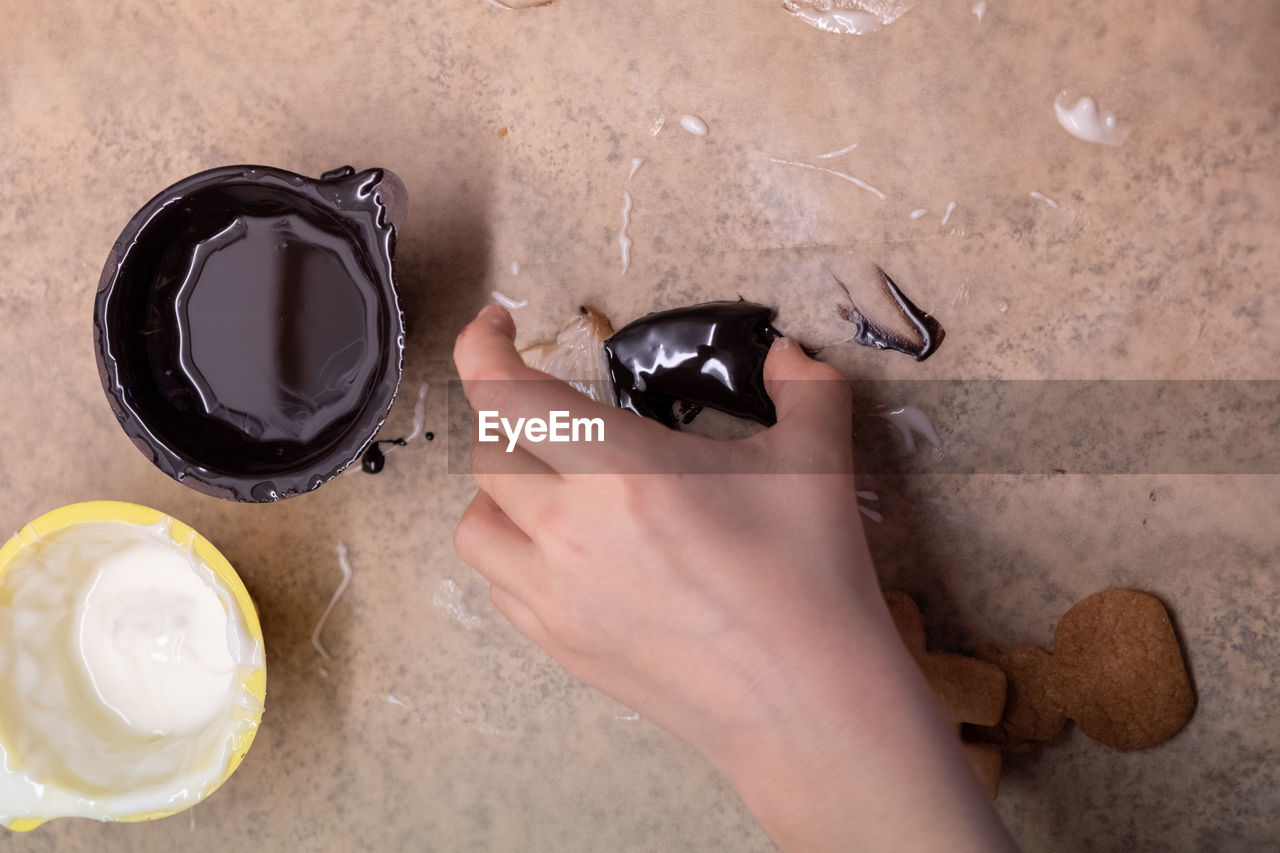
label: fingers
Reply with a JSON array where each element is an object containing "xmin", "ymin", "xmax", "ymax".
[
  {"xmin": 453, "ymin": 304, "xmax": 653, "ymax": 472},
  {"xmin": 471, "ymin": 440, "xmax": 562, "ymax": 534},
  {"xmin": 761, "ymin": 337, "xmax": 854, "ymax": 465},
  {"xmin": 489, "ymin": 584, "xmax": 549, "ymax": 646},
  {"xmin": 453, "ymin": 489, "xmax": 543, "ymax": 600}
]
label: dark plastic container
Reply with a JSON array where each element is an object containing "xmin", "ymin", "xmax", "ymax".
[{"xmin": 94, "ymin": 165, "xmax": 407, "ymax": 501}]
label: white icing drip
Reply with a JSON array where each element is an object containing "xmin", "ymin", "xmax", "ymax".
[
  {"xmin": 491, "ymin": 290, "xmax": 529, "ymax": 310},
  {"xmin": 406, "ymin": 382, "xmax": 429, "ymax": 442},
  {"xmin": 628, "ymin": 157, "xmax": 645, "ymax": 180},
  {"xmin": 818, "ymin": 141, "xmax": 859, "ymax": 160},
  {"xmin": 386, "ymin": 694, "xmax": 414, "ymax": 712},
  {"xmin": 1053, "ymin": 92, "xmax": 1128, "ymax": 146},
  {"xmin": 910, "ymin": 208, "xmax": 929, "ymax": 219},
  {"xmin": 856, "ymin": 490, "xmax": 879, "ymax": 501},
  {"xmin": 618, "ymin": 191, "xmax": 633, "ymax": 274},
  {"xmin": 941, "ymin": 201, "xmax": 957, "ymax": 225},
  {"xmin": 311, "ymin": 544, "xmax": 353, "ymax": 661},
  {"xmin": 433, "ymin": 579, "xmax": 482, "ymax": 630},
  {"xmin": 510, "ymin": 261, "xmax": 520, "ymax": 275},
  {"xmin": 679, "ymin": 114, "xmax": 709, "ymax": 136},
  {"xmin": 768, "ymin": 156, "xmax": 886, "ymax": 200},
  {"xmin": 1030, "ymin": 190, "xmax": 1058, "ymax": 208},
  {"xmin": 881, "ymin": 406, "xmax": 941, "ymax": 454},
  {"xmin": 858, "ymin": 506, "xmax": 884, "ymax": 523},
  {"xmin": 372, "ymin": 382, "xmax": 430, "ymax": 466},
  {"xmin": 786, "ymin": 5, "xmax": 883, "ymax": 34},
  {"xmin": 971, "ymin": 0, "xmax": 986, "ymax": 20}
]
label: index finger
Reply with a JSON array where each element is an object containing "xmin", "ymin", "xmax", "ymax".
[{"xmin": 452, "ymin": 304, "xmax": 662, "ymax": 472}]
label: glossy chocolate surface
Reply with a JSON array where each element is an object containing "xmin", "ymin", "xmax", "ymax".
[
  {"xmin": 834, "ymin": 266, "xmax": 945, "ymax": 361},
  {"xmin": 94, "ymin": 165, "xmax": 405, "ymax": 501},
  {"xmin": 603, "ymin": 301, "xmax": 781, "ymax": 427}
]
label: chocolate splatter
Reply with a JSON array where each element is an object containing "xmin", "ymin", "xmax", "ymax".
[
  {"xmin": 361, "ymin": 438, "xmax": 407, "ymax": 474},
  {"xmin": 833, "ymin": 266, "xmax": 945, "ymax": 361}
]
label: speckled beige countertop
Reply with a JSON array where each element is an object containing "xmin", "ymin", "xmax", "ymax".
[{"xmin": 2, "ymin": 0, "xmax": 1278, "ymax": 850}]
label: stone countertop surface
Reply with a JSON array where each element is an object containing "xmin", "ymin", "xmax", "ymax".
[{"xmin": 2, "ymin": 0, "xmax": 1278, "ymax": 850}]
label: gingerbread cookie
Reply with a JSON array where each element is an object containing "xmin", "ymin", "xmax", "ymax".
[
  {"xmin": 883, "ymin": 591, "xmax": 1007, "ymax": 796},
  {"xmin": 977, "ymin": 588, "xmax": 1195, "ymax": 751}
]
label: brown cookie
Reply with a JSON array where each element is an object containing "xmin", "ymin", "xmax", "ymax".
[
  {"xmin": 883, "ymin": 589, "xmax": 927, "ymax": 658},
  {"xmin": 883, "ymin": 591, "xmax": 1007, "ymax": 796},
  {"xmin": 920, "ymin": 653, "xmax": 1008, "ymax": 728},
  {"xmin": 1052, "ymin": 588, "xmax": 1195, "ymax": 750},
  {"xmin": 974, "ymin": 643, "xmax": 1067, "ymax": 746},
  {"xmin": 979, "ymin": 589, "xmax": 1195, "ymax": 752}
]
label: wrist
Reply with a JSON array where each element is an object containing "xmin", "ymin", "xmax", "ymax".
[{"xmin": 702, "ymin": 602, "xmax": 1013, "ymax": 852}]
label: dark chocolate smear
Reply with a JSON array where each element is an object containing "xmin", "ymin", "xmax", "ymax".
[
  {"xmin": 603, "ymin": 301, "xmax": 781, "ymax": 428},
  {"xmin": 360, "ymin": 438, "xmax": 407, "ymax": 474},
  {"xmin": 834, "ymin": 266, "xmax": 945, "ymax": 361}
]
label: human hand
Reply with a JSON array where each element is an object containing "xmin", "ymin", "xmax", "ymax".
[{"xmin": 452, "ymin": 304, "xmax": 1015, "ymax": 852}]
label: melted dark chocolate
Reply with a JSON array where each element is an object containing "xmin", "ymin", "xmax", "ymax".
[
  {"xmin": 603, "ymin": 301, "xmax": 781, "ymax": 428},
  {"xmin": 94, "ymin": 165, "xmax": 405, "ymax": 501},
  {"xmin": 833, "ymin": 267, "xmax": 945, "ymax": 361},
  {"xmin": 361, "ymin": 439, "xmax": 407, "ymax": 474}
]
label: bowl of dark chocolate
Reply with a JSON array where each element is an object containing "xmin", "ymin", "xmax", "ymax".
[{"xmin": 94, "ymin": 165, "xmax": 407, "ymax": 502}]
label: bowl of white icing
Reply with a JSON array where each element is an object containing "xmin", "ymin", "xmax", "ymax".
[{"xmin": 0, "ymin": 501, "xmax": 266, "ymax": 831}]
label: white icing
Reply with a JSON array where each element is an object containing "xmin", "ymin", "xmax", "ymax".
[
  {"xmin": 311, "ymin": 543, "xmax": 353, "ymax": 661},
  {"xmin": 0, "ymin": 519, "xmax": 261, "ymax": 827},
  {"xmin": 406, "ymin": 382, "xmax": 429, "ymax": 443},
  {"xmin": 510, "ymin": 261, "xmax": 520, "ymax": 275},
  {"xmin": 1053, "ymin": 92, "xmax": 1128, "ymax": 146},
  {"xmin": 856, "ymin": 490, "xmax": 879, "ymax": 501},
  {"xmin": 910, "ymin": 208, "xmax": 929, "ymax": 219},
  {"xmin": 433, "ymin": 579, "xmax": 482, "ymax": 629},
  {"xmin": 971, "ymin": 0, "xmax": 986, "ymax": 20},
  {"xmin": 628, "ymin": 157, "xmax": 645, "ymax": 180},
  {"xmin": 78, "ymin": 542, "xmax": 236, "ymax": 737},
  {"xmin": 386, "ymin": 694, "xmax": 414, "ymax": 712},
  {"xmin": 1030, "ymin": 190, "xmax": 1058, "ymax": 208},
  {"xmin": 787, "ymin": 6, "xmax": 883, "ymax": 34},
  {"xmin": 649, "ymin": 115, "xmax": 666, "ymax": 136},
  {"xmin": 881, "ymin": 406, "xmax": 941, "ymax": 454},
  {"xmin": 618, "ymin": 191, "xmax": 633, "ymax": 274},
  {"xmin": 818, "ymin": 141, "xmax": 859, "ymax": 160},
  {"xmin": 782, "ymin": 0, "xmax": 920, "ymax": 34},
  {"xmin": 858, "ymin": 506, "xmax": 884, "ymax": 523},
  {"xmin": 941, "ymin": 201, "xmax": 957, "ymax": 225},
  {"xmin": 679, "ymin": 114, "xmax": 709, "ymax": 136},
  {"xmin": 491, "ymin": 290, "xmax": 529, "ymax": 310},
  {"xmin": 768, "ymin": 156, "xmax": 886, "ymax": 200}
]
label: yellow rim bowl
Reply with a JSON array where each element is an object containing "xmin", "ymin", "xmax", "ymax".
[{"xmin": 0, "ymin": 501, "xmax": 267, "ymax": 832}]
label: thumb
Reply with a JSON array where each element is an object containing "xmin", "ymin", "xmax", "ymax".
[{"xmin": 762, "ymin": 337, "xmax": 854, "ymax": 445}]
